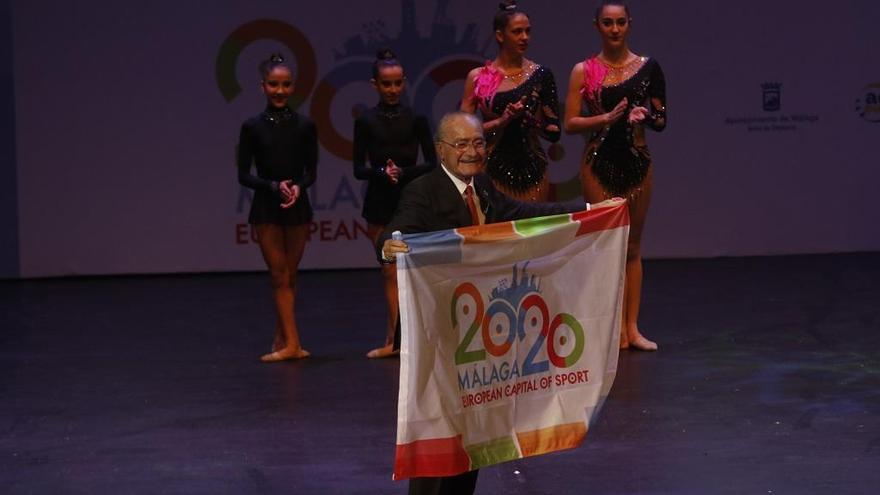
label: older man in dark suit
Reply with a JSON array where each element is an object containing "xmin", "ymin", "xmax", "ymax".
[
  {"xmin": 380, "ymin": 112, "xmax": 582, "ymax": 259},
  {"xmin": 379, "ymin": 112, "xmax": 584, "ymax": 495}
]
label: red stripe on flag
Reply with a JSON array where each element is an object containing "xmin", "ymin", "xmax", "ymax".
[
  {"xmin": 573, "ymin": 201, "xmax": 630, "ymax": 237},
  {"xmin": 393, "ymin": 435, "xmax": 472, "ymax": 480}
]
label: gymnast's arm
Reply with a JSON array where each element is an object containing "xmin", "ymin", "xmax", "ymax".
[
  {"xmin": 482, "ymin": 178, "xmax": 583, "ymax": 223},
  {"xmin": 237, "ymin": 121, "xmax": 279, "ymax": 194},
  {"xmin": 295, "ymin": 119, "xmax": 318, "ymax": 190}
]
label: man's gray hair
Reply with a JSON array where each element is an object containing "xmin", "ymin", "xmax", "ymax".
[{"xmin": 434, "ymin": 112, "xmax": 483, "ymax": 142}]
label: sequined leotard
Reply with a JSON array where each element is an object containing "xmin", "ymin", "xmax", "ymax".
[
  {"xmin": 580, "ymin": 56, "xmax": 666, "ymax": 197},
  {"xmin": 473, "ymin": 64, "xmax": 560, "ymax": 201}
]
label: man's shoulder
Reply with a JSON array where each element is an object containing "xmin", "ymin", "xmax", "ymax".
[
  {"xmin": 473, "ymin": 173, "xmax": 500, "ymax": 197},
  {"xmin": 473, "ymin": 173, "xmax": 493, "ymax": 188},
  {"xmin": 407, "ymin": 166, "xmax": 447, "ymax": 190}
]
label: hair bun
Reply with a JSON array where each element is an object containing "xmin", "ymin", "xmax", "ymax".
[
  {"xmin": 375, "ymin": 48, "xmax": 396, "ymax": 61},
  {"xmin": 498, "ymin": 1, "xmax": 517, "ymax": 10},
  {"xmin": 258, "ymin": 53, "xmax": 288, "ymax": 78}
]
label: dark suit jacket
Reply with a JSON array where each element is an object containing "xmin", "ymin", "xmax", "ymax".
[{"xmin": 377, "ymin": 166, "xmax": 583, "ymax": 260}]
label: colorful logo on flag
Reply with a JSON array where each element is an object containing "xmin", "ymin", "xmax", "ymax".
[{"xmin": 453, "ymin": 263, "xmax": 586, "ymax": 406}]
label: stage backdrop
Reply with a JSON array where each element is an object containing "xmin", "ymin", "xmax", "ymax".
[{"xmin": 6, "ymin": 0, "xmax": 880, "ymax": 277}]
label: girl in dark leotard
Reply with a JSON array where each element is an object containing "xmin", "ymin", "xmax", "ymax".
[
  {"xmin": 353, "ymin": 49, "xmax": 437, "ymax": 358},
  {"xmin": 237, "ymin": 54, "xmax": 318, "ymax": 361}
]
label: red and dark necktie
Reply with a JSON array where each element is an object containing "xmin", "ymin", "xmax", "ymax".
[{"xmin": 464, "ymin": 185, "xmax": 480, "ymax": 226}]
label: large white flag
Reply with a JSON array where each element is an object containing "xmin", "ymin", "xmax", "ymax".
[{"xmin": 393, "ymin": 199, "xmax": 629, "ymax": 479}]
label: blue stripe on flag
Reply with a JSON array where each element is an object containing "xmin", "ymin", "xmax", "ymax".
[{"xmin": 399, "ymin": 230, "xmax": 463, "ymax": 268}]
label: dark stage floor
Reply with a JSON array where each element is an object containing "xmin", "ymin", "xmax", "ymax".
[{"xmin": 1, "ymin": 253, "xmax": 879, "ymax": 494}]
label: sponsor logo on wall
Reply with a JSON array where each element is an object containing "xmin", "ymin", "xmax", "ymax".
[
  {"xmin": 855, "ymin": 83, "xmax": 880, "ymax": 123},
  {"xmin": 762, "ymin": 82, "xmax": 781, "ymax": 112},
  {"xmin": 725, "ymin": 82, "xmax": 819, "ymax": 132}
]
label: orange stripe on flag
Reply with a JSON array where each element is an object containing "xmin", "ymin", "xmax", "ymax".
[
  {"xmin": 393, "ymin": 435, "xmax": 472, "ymax": 480},
  {"xmin": 458, "ymin": 222, "xmax": 517, "ymax": 244},
  {"xmin": 516, "ymin": 422, "xmax": 588, "ymax": 457}
]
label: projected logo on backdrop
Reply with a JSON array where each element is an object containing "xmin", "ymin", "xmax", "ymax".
[
  {"xmin": 855, "ymin": 83, "xmax": 880, "ymax": 123},
  {"xmin": 215, "ymin": 4, "xmax": 489, "ymax": 161},
  {"xmin": 307, "ymin": 0, "xmax": 483, "ymax": 161},
  {"xmin": 215, "ymin": 2, "xmax": 582, "ymax": 247},
  {"xmin": 452, "ymin": 264, "xmax": 587, "ymax": 408},
  {"xmin": 216, "ymin": 19, "xmax": 318, "ymax": 110}
]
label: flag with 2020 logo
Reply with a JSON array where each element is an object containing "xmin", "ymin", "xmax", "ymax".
[{"xmin": 392, "ymin": 199, "xmax": 628, "ymax": 480}]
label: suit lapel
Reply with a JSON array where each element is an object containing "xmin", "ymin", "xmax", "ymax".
[{"xmin": 474, "ymin": 174, "xmax": 493, "ymax": 223}]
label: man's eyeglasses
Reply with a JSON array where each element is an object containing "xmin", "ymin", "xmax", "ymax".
[{"xmin": 439, "ymin": 139, "xmax": 486, "ymax": 153}]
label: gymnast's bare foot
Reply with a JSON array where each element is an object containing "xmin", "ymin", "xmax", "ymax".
[
  {"xmin": 260, "ymin": 346, "xmax": 310, "ymax": 362},
  {"xmin": 366, "ymin": 343, "xmax": 399, "ymax": 359},
  {"xmin": 627, "ymin": 331, "xmax": 658, "ymax": 351}
]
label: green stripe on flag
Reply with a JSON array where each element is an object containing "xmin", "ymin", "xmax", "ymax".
[
  {"xmin": 465, "ymin": 436, "xmax": 520, "ymax": 469},
  {"xmin": 513, "ymin": 213, "xmax": 571, "ymax": 237}
]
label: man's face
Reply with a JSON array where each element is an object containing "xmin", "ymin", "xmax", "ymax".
[{"xmin": 437, "ymin": 115, "xmax": 487, "ymax": 182}]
